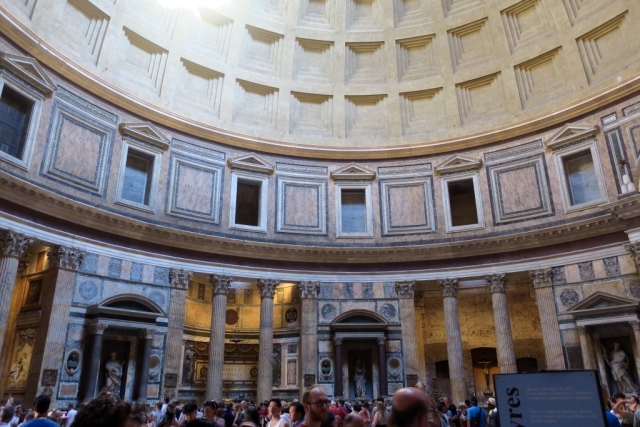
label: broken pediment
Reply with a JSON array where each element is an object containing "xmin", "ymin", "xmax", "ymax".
[
  {"xmin": 119, "ymin": 122, "xmax": 170, "ymax": 150},
  {"xmin": 330, "ymin": 163, "xmax": 376, "ymax": 180},
  {"xmin": 434, "ymin": 154, "xmax": 482, "ymax": 174},
  {"xmin": 567, "ymin": 291, "xmax": 639, "ymax": 318},
  {"xmin": 546, "ymin": 123, "xmax": 598, "ymax": 149},
  {"xmin": 0, "ymin": 52, "xmax": 56, "ymax": 95},
  {"xmin": 227, "ymin": 153, "xmax": 274, "ymax": 174}
]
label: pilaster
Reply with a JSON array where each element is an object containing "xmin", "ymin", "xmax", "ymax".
[
  {"xmin": 485, "ymin": 274, "xmax": 517, "ymax": 373},
  {"xmin": 395, "ymin": 281, "xmax": 423, "ymax": 384},
  {"xmin": 298, "ymin": 281, "xmax": 319, "ymax": 397},
  {"xmin": 529, "ymin": 269, "xmax": 565, "ymax": 369},
  {"xmin": 164, "ymin": 268, "xmax": 192, "ymax": 398}
]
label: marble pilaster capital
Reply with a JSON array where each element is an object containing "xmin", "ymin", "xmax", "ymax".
[
  {"xmin": 140, "ymin": 328, "xmax": 156, "ymax": 339},
  {"xmin": 529, "ymin": 269, "xmax": 553, "ymax": 289},
  {"xmin": 47, "ymin": 246, "xmax": 85, "ymax": 270},
  {"xmin": 210, "ymin": 275, "xmax": 232, "ymax": 295},
  {"xmin": 257, "ymin": 279, "xmax": 279, "ymax": 299},
  {"xmin": 169, "ymin": 268, "xmax": 192, "ymax": 289},
  {"xmin": 438, "ymin": 279, "xmax": 459, "ymax": 298},
  {"xmin": 631, "ymin": 321, "xmax": 640, "ymax": 331},
  {"xmin": 485, "ymin": 274, "xmax": 507, "ymax": 293},
  {"xmin": 0, "ymin": 230, "xmax": 34, "ymax": 258},
  {"xmin": 395, "ymin": 281, "xmax": 416, "ymax": 298},
  {"xmin": 376, "ymin": 337, "xmax": 386, "ymax": 346},
  {"xmin": 626, "ymin": 242, "xmax": 640, "ymax": 266},
  {"xmin": 576, "ymin": 325, "xmax": 590, "ymax": 336},
  {"xmin": 298, "ymin": 281, "xmax": 320, "ymax": 299},
  {"xmin": 334, "ymin": 337, "xmax": 343, "ymax": 346},
  {"xmin": 89, "ymin": 323, "xmax": 108, "ymax": 335}
]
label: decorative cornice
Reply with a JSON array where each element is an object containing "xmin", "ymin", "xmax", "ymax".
[
  {"xmin": 298, "ymin": 281, "xmax": 320, "ymax": 299},
  {"xmin": 485, "ymin": 273, "xmax": 507, "ymax": 293},
  {"xmin": 119, "ymin": 122, "xmax": 170, "ymax": 150},
  {"xmin": 210, "ymin": 275, "xmax": 232, "ymax": 295},
  {"xmin": 47, "ymin": 246, "xmax": 84, "ymax": 270},
  {"xmin": 434, "ymin": 154, "xmax": 482, "ymax": 174},
  {"xmin": 545, "ymin": 123, "xmax": 598, "ymax": 150},
  {"xmin": 169, "ymin": 268, "xmax": 192, "ymax": 290},
  {"xmin": 395, "ymin": 281, "xmax": 416, "ymax": 298},
  {"xmin": 228, "ymin": 153, "xmax": 274, "ymax": 174},
  {"xmin": 0, "ymin": 51, "xmax": 56, "ymax": 95},
  {"xmin": 438, "ymin": 279, "xmax": 459, "ymax": 298},
  {"xmin": 330, "ymin": 163, "xmax": 376, "ymax": 180},
  {"xmin": 529, "ymin": 269, "xmax": 552, "ymax": 289},
  {"xmin": 0, "ymin": 229, "xmax": 33, "ymax": 258},
  {"xmin": 257, "ymin": 279, "xmax": 278, "ymax": 299}
]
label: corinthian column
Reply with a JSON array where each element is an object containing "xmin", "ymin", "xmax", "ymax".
[
  {"xmin": 396, "ymin": 281, "xmax": 423, "ymax": 385},
  {"xmin": 486, "ymin": 274, "xmax": 517, "ymax": 373},
  {"xmin": 631, "ymin": 321, "xmax": 640, "ymax": 382},
  {"xmin": 164, "ymin": 268, "xmax": 192, "ymax": 397},
  {"xmin": 257, "ymin": 279, "xmax": 278, "ymax": 402},
  {"xmin": 626, "ymin": 243, "xmax": 640, "ymax": 273},
  {"xmin": 438, "ymin": 279, "xmax": 467, "ymax": 404},
  {"xmin": 529, "ymin": 269, "xmax": 565, "ymax": 370},
  {"xmin": 207, "ymin": 275, "xmax": 231, "ymax": 401},
  {"xmin": 577, "ymin": 326, "xmax": 595, "ymax": 370},
  {"xmin": 298, "ymin": 281, "xmax": 319, "ymax": 397}
]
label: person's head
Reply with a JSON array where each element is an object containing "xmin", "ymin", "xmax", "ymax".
[
  {"xmin": 215, "ymin": 408, "xmax": 225, "ymax": 419},
  {"xmin": 48, "ymin": 409, "xmax": 63, "ymax": 423},
  {"xmin": 464, "ymin": 400, "xmax": 470, "ymax": 408},
  {"xmin": 469, "ymin": 396, "xmax": 478, "ymax": 407},
  {"xmin": 387, "ymin": 387, "xmax": 435, "ymax": 427},
  {"xmin": 338, "ymin": 399, "xmax": 345, "ymax": 407},
  {"xmin": 363, "ymin": 402, "xmax": 370, "ymax": 410},
  {"xmin": 282, "ymin": 401, "xmax": 290, "ymax": 412},
  {"xmin": 436, "ymin": 401, "xmax": 446, "ymax": 414},
  {"xmin": 343, "ymin": 413, "xmax": 365, "ymax": 427},
  {"xmin": 183, "ymin": 403, "xmax": 198, "ymax": 422},
  {"xmin": 375, "ymin": 401, "xmax": 385, "ymax": 413},
  {"xmin": 203, "ymin": 401, "xmax": 216, "ymax": 420},
  {"xmin": 353, "ymin": 403, "xmax": 362, "ymax": 412},
  {"xmin": 164, "ymin": 397, "xmax": 170, "ymax": 404},
  {"xmin": 68, "ymin": 403, "xmax": 75, "ymax": 411},
  {"xmin": 33, "ymin": 394, "xmax": 51, "ymax": 415},
  {"xmin": 458, "ymin": 405, "xmax": 467, "ymax": 415},
  {"xmin": 612, "ymin": 392, "xmax": 626, "ymax": 404},
  {"xmin": 244, "ymin": 407, "xmax": 260, "ymax": 426},
  {"xmin": 156, "ymin": 402, "xmax": 163, "ymax": 410},
  {"xmin": 269, "ymin": 398, "xmax": 282, "ymax": 418},
  {"xmin": 443, "ymin": 397, "xmax": 451, "ymax": 407},
  {"xmin": 70, "ymin": 392, "xmax": 134, "ymax": 427},
  {"xmin": 302, "ymin": 384, "xmax": 330, "ymax": 423},
  {"xmin": 13, "ymin": 404, "xmax": 22, "ymax": 416},
  {"xmin": 1, "ymin": 406, "xmax": 14, "ymax": 423},
  {"xmin": 290, "ymin": 402, "xmax": 305, "ymax": 422},
  {"xmin": 630, "ymin": 396, "xmax": 639, "ymax": 410},
  {"xmin": 487, "ymin": 398, "xmax": 496, "ymax": 410},
  {"xmin": 24, "ymin": 410, "xmax": 35, "ymax": 422}
]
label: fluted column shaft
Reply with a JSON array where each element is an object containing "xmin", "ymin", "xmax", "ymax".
[
  {"xmin": 207, "ymin": 275, "xmax": 231, "ymax": 401},
  {"xmin": 577, "ymin": 326, "xmax": 595, "ymax": 370},
  {"xmin": 486, "ymin": 274, "xmax": 517, "ymax": 373},
  {"xmin": 631, "ymin": 322, "xmax": 640, "ymax": 381},
  {"xmin": 438, "ymin": 279, "xmax": 467, "ymax": 404},
  {"xmin": 134, "ymin": 329, "xmax": 155, "ymax": 402},
  {"xmin": 298, "ymin": 281, "xmax": 319, "ymax": 398},
  {"xmin": 78, "ymin": 323, "xmax": 107, "ymax": 401},
  {"xmin": 396, "ymin": 281, "xmax": 422, "ymax": 385},
  {"xmin": 529, "ymin": 269, "xmax": 565, "ymax": 369},
  {"xmin": 0, "ymin": 231, "xmax": 33, "ymax": 365},
  {"xmin": 164, "ymin": 269, "xmax": 191, "ymax": 397},
  {"xmin": 257, "ymin": 279, "xmax": 278, "ymax": 402}
]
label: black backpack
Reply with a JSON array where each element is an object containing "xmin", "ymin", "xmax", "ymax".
[{"xmin": 470, "ymin": 408, "xmax": 483, "ymax": 427}]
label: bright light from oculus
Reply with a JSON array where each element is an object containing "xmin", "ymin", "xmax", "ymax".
[{"xmin": 156, "ymin": 0, "xmax": 231, "ymax": 18}]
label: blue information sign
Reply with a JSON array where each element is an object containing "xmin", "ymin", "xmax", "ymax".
[{"xmin": 493, "ymin": 370, "xmax": 607, "ymax": 427}]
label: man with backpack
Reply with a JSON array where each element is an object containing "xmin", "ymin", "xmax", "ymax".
[{"xmin": 465, "ymin": 397, "xmax": 486, "ymax": 427}]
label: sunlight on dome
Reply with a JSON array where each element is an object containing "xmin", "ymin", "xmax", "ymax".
[{"xmin": 156, "ymin": 0, "xmax": 231, "ymax": 17}]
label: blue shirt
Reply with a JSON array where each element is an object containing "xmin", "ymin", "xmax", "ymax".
[
  {"xmin": 21, "ymin": 419, "xmax": 60, "ymax": 427},
  {"xmin": 466, "ymin": 406, "xmax": 486, "ymax": 427},
  {"xmin": 605, "ymin": 411, "xmax": 621, "ymax": 427}
]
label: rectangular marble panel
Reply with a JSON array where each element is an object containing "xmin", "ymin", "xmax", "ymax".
[
  {"xmin": 276, "ymin": 176, "xmax": 327, "ymax": 234},
  {"xmin": 380, "ymin": 177, "xmax": 435, "ymax": 235},
  {"xmin": 167, "ymin": 154, "xmax": 223, "ymax": 223},
  {"xmin": 583, "ymin": 280, "xmax": 624, "ymax": 297}
]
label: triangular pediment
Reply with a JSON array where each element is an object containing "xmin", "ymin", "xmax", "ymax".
[
  {"xmin": 568, "ymin": 291, "xmax": 638, "ymax": 317},
  {"xmin": 119, "ymin": 122, "xmax": 170, "ymax": 150},
  {"xmin": 330, "ymin": 163, "xmax": 376, "ymax": 180},
  {"xmin": 434, "ymin": 154, "xmax": 482, "ymax": 174},
  {"xmin": 0, "ymin": 52, "xmax": 56, "ymax": 95},
  {"xmin": 546, "ymin": 123, "xmax": 598, "ymax": 149},
  {"xmin": 228, "ymin": 153, "xmax": 274, "ymax": 174}
]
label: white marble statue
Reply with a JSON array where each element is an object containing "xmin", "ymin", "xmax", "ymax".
[
  {"xmin": 603, "ymin": 342, "xmax": 638, "ymax": 393},
  {"xmin": 102, "ymin": 352, "xmax": 123, "ymax": 393},
  {"xmin": 353, "ymin": 358, "xmax": 367, "ymax": 398}
]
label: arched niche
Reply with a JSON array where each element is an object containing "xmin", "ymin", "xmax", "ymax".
[{"xmin": 87, "ymin": 293, "xmax": 164, "ymax": 325}]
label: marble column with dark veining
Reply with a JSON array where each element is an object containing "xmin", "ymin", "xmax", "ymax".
[
  {"xmin": 529, "ymin": 269, "xmax": 565, "ymax": 370},
  {"xmin": 438, "ymin": 278, "xmax": 467, "ymax": 405},
  {"xmin": 134, "ymin": 329, "xmax": 155, "ymax": 402},
  {"xmin": 298, "ymin": 281, "xmax": 319, "ymax": 398},
  {"xmin": 334, "ymin": 337, "xmax": 343, "ymax": 398},
  {"xmin": 78, "ymin": 323, "xmax": 108, "ymax": 401},
  {"xmin": 577, "ymin": 326, "xmax": 595, "ymax": 370},
  {"xmin": 207, "ymin": 275, "xmax": 231, "ymax": 401},
  {"xmin": 631, "ymin": 321, "xmax": 640, "ymax": 382},
  {"xmin": 257, "ymin": 279, "xmax": 278, "ymax": 402},
  {"xmin": 0, "ymin": 230, "xmax": 33, "ymax": 395},
  {"xmin": 396, "ymin": 281, "xmax": 422, "ymax": 384},
  {"xmin": 377, "ymin": 337, "xmax": 388, "ymax": 397},
  {"xmin": 486, "ymin": 274, "xmax": 517, "ymax": 374},
  {"xmin": 164, "ymin": 268, "xmax": 191, "ymax": 398}
]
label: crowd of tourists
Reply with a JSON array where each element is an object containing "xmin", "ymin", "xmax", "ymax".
[{"xmin": 2, "ymin": 382, "xmax": 639, "ymax": 427}]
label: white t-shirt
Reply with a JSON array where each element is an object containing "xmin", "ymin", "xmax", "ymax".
[{"xmin": 66, "ymin": 409, "xmax": 77, "ymax": 427}]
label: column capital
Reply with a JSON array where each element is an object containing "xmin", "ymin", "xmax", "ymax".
[
  {"xmin": 0, "ymin": 230, "xmax": 34, "ymax": 258},
  {"xmin": 626, "ymin": 242, "xmax": 640, "ymax": 266},
  {"xmin": 89, "ymin": 323, "xmax": 108, "ymax": 335},
  {"xmin": 210, "ymin": 275, "xmax": 232, "ymax": 295},
  {"xmin": 577, "ymin": 325, "xmax": 590, "ymax": 336},
  {"xmin": 140, "ymin": 328, "xmax": 156, "ymax": 339},
  {"xmin": 298, "ymin": 281, "xmax": 320, "ymax": 299},
  {"xmin": 529, "ymin": 269, "xmax": 553, "ymax": 289},
  {"xmin": 47, "ymin": 246, "xmax": 85, "ymax": 270},
  {"xmin": 485, "ymin": 273, "xmax": 507, "ymax": 293},
  {"xmin": 631, "ymin": 321, "xmax": 640, "ymax": 331},
  {"xmin": 334, "ymin": 337, "xmax": 343, "ymax": 346},
  {"xmin": 438, "ymin": 279, "xmax": 459, "ymax": 298},
  {"xmin": 377, "ymin": 337, "xmax": 386, "ymax": 346},
  {"xmin": 395, "ymin": 281, "xmax": 416, "ymax": 298},
  {"xmin": 257, "ymin": 279, "xmax": 279, "ymax": 299},
  {"xmin": 169, "ymin": 269, "xmax": 192, "ymax": 289}
]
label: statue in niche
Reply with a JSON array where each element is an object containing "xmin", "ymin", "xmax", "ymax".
[
  {"xmin": 273, "ymin": 344, "xmax": 281, "ymax": 387},
  {"xmin": 101, "ymin": 352, "xmax": 123, "ymax": 393},
  {"xmin": 7, "ymin": 352, "xmax": 28, "ymax": 389},
  {"xmin": 353, "ymin": 358, "xmax": 367, "ymax": 398},
  {"xmin": 602, "ymin": 342, "xmax": 638, "ymax": 393},
  {"xmin": 183, "ymin": 348, "xmax": 195, "ymax": 385},
  {"xmin": 66, "ymin": 352, "xmax": 80, "ymax": 375}
]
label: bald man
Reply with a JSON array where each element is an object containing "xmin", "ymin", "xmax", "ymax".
[
  {"xmin": 388, "ymin": 387, "xmax": 440, "ymax": 427},
  {"xmin": 343, "ymin": 413, "xmax": 365, "ymax": 427},
  {"xmin": 301, "ymin": 384, "xmax": 330, "ymax": 427}
]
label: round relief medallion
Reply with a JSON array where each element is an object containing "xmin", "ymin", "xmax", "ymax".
[
  {"xmin": 148, "ymin": 291, "xmax": 165, "ymax": 307},
  {"xmin": 78, "ymin": 281, "xmax": 98, "ymax": 301},
  {"xmin": 560, "ymin": 289, "xmax": 580, "ymax": 308},
  {"xmin": 285, "ymin": 308, "xmax": 298, "ymax": 323},
  {"xmin": 321, "ymin": 304, "xmax": 337, "ymax": 320},
  {"xmin": 379, "ymin": 303, "xmax": 397, "ymax": 320},
  {"xmin": 225, "ymin": 309, "xmax": 239, "ymax": 325}
]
